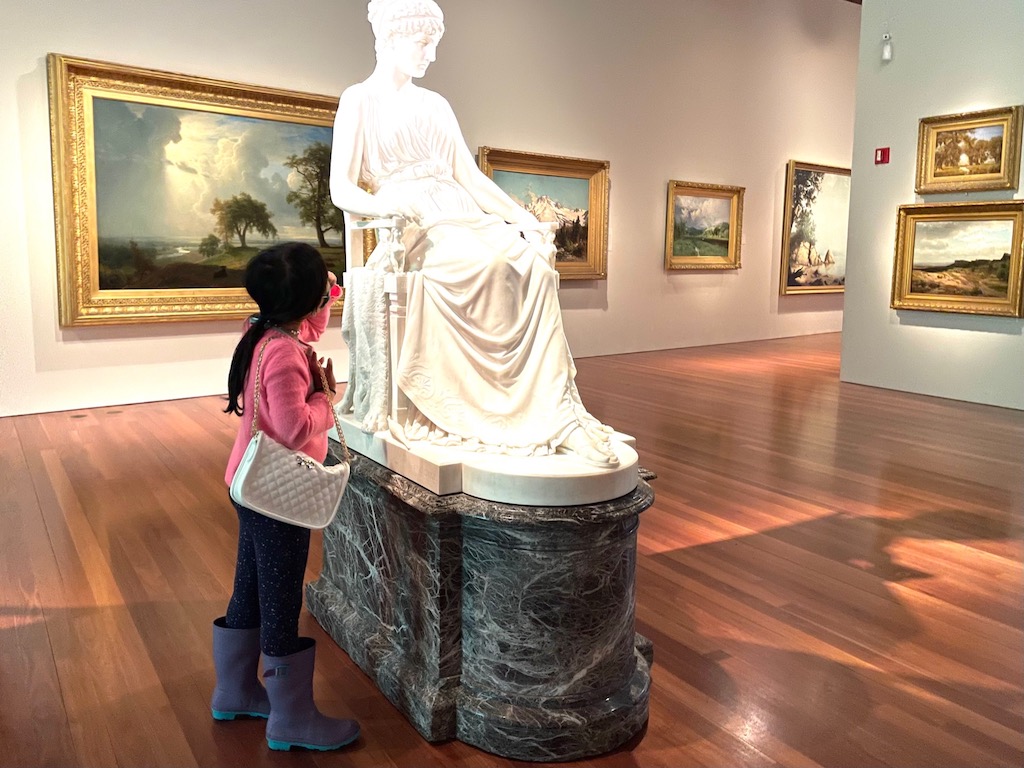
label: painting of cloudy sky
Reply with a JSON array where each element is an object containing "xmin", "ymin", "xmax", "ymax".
[
  {"xmin": 912, "ymin": 219, "xmax": 1014, "ymax": 268},
  {"xmin": 92, "ymin": 97, "xmax": 331, "ymax": 242}
]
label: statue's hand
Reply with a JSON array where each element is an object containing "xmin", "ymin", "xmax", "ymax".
[
  {"xmin": 521, "ymin": 228, "xmax": 545, "ymax": 249},
  {"xmin": 371, "ymin": 196, "xmax": 418, "ymax": 225},
  {"xmin": 522, "ymin": 226, "xmax": 557, "ymax": 266}
]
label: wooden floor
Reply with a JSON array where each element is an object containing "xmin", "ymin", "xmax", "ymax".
[{"xmin": 2, "ymin": 332, "xmax": 1021, "ymax": 768}]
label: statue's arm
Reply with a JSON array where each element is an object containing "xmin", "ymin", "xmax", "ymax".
[
  {"xmin": 329, "ymin": 87, "xmax": 392, "ymax": 220},
  {"xmin": 446, "ymin": 105, "xmax": 538, "ymax": 227}
]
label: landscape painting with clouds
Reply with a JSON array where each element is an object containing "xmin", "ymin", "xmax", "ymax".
[
  {"xmin": 92, "ymin": 98, "xmax": 344, "ymax": 290},
  {"xmin": 911, "ymin": 219, "xmax": 1013, "ymax": 298},
  {"xmin": 784, "ymin": 165, "xmax": 850, "ymax": 290},
  {"xmin": 672, "ymin": 194, "xmax": 731, "ymax": 258}
]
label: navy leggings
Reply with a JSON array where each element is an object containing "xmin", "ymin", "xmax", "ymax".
[{"xmin": 225, "ymin": 499, "xmax": 311, "ymax": 657}]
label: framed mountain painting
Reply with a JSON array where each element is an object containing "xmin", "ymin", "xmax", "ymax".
[{"xmin": 479, "ymin": 146, "xmax": 609, "ymax": 280}]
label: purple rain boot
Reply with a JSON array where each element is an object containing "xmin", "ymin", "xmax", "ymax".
[
  {"xmin": 210, "ymin": 617, "xmax": 271, "ymax": 721},
  {"xmin": 262, "ymin": 640, "xmax": 360, "ymax": 752}
]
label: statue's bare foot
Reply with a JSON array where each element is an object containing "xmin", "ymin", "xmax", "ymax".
[
  {"xmin": 585, "ymin": 422, "xmax": 614, "ymax": 438},
  {"xmin": 558, "ymin": 426, "xmax": 620, "ymax": 468}
]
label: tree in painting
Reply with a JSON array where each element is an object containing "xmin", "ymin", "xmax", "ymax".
[
  {"xmin": 790, "ymin": 169, "xmax": 823, "ymax": 260},
  {"xmin": 198, "ymin": 234, "xmax": 220, "ymax": 258},
  {"xmin": 210, "ymin": 193, "xmax": 278, "ymax": 249},
  {"xmin": 933, "ymin": 128, "xmax": 1003, "ymax": 177},
  {"xmin": 285, "ymin": 142, "xmax": 346, "ymax": 248}
]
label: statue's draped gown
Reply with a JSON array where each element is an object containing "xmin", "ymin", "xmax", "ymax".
[{"xmin": 348, "ymin": 83, "xmax": 599, "ymax": 455}]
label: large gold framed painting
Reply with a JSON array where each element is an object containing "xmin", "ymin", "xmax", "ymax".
[
  {"xmin": 47, "ymin": 54, "xmax": 343, "ymax": 326},
  {"xmin": 891, "ymin": 200, "xmax": 1023, "ymax": 317},
  {"xmin": 779, "ymin": 160, "xmax": 851, "ymax": 295},
  {"xmin": 478, "ymin": 146, "xmax": 609, "ymax": 280}
]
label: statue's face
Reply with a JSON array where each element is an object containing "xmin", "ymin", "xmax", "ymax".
[{"xmin": 388, "ymin": 32, "xmax": 440, "ymax": 79}]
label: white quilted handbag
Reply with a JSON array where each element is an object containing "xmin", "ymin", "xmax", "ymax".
[{"xmin": 230, "ymin": 336, "xmax": 350, "ymax": 529}]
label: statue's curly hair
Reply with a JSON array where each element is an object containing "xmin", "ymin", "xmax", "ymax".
[{"xmin": 367, "ymin": 0, "xmax": 445, "ymax": 52}]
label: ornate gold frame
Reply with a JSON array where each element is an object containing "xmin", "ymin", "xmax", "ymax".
[
  {"xmin": 478, "ymin": 146, "xmax": 609, "ymax": 280},
  {"xmin": 779, "ymin": 160, "xmax": 851, "ymax": 296},
  {"xmin": 891, "ymin": 200, "xmax": 1023, "ymax": 317},
  {"xmin": 664, "ymin": 180, "xmax": 744, "ymax": 271},
  {"xmin": 915, "ymin": 106, "xmax": 1022, "ymax": 194},
  {"xmin": 47, "ymin": 53, "xmax": 339, "ymax": 326}
]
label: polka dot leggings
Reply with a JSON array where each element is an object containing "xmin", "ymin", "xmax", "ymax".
[{"xmin": 225, "ymin": 499, "xmax": 311, "ymax": 657}]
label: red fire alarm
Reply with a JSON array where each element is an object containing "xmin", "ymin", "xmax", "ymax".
[{"xmin": 874, "ymin": 147, "xmax": 890, "ymax": 164}]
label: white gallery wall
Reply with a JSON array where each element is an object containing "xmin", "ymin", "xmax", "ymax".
[
  {"xmin": 0, "ymin": 0, "xmax": 860, "ymax": 417},
  {"xmin": 842, "ymin": 0, "xmax": 1024, "ymax": 410}
]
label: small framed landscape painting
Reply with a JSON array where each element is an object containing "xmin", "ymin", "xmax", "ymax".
[
  {"xmin": 915, "ymin": 106, "xmax": 1022, "ymax": 194},
  {"xmin": 479, "ymin": 146, "xmax": 609, "ymax": 280},
  {"xmin": 664, "ymin": 180, "xmax": 744, "ymax": 271},
  {"xmin": 779, "ymin": 160, "xmax": 851, "ymax": 295},
  {"xmin": 48, "ymin": 53, "xmax": 343, "ymax": 326},
  {"xmin": 891, "ymin": 200, "xmax": 1023, "ymax": 317}
]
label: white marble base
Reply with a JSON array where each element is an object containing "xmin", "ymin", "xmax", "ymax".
[{"xmin": 330, "ymin": 411, "xmax": 639, "ymax": 506}]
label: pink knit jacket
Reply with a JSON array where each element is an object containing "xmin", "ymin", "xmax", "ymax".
[{"xmin": 224, "ymin": 286, "xmax": 341, "ymax": 487}]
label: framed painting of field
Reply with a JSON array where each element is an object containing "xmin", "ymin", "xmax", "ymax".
[
  {"xmin": 891, "ymin": 200, "xmax": 1023, "ymax": 317},
  {"xmin": 779, "ymin": 160, "xmax": 851, "ymax": 295},
  {"xmin": 915, "ymin": 106, "xmax": 1022, "ymax": 194},
  {"xmin": 664, "ymin": 180, "xmax": 744, "ymax": 270},
  {"xmin": 478, "ymin": 146, "xmax": 609, "ymax": 280},
  {"xmin": 48, "ymin": 53, "xmax": 344, "ymax": 326}
]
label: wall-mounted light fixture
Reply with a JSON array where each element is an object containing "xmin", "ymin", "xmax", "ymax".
[{"xmin": 881, "ymin": 32, "xmax": 893, "ymax": 62}]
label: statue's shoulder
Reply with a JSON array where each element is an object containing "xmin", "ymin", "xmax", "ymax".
[
  {"xmin": 336, "ymin": 83, "xmax": 454, "ymax": 121},
  {"xmin": 411, "ymin": 86, "xmax": 457, "ymax": 119},
  {"xmin": 338, "ymin": 81, "xmax": 373, "ymax": 107},
  {"xmin": 414, "ymin": 86, "xmax": 450, "ymax": 107}
]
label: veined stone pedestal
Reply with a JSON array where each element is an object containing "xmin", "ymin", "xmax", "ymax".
[{"xmin": 307, "ymin": 447, "xmax": 654, "ymax": 762}]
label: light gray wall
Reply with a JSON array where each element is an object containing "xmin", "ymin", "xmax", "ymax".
[
  {"xmin": 841, "ymin": 0, "xmax": 1024, "ymax": 410},
  {"xmin": 0, "ymin": 0, "xmax": 860, "ymax": 416}
]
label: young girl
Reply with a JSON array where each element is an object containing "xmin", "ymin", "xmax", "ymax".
[{"xmin": 211, "ymin": 241, "xmax": 358, "ymax": 752}]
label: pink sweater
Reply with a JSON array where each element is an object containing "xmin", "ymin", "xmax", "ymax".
[{"xmin": 225, "ymin": 287, "xmax": 341, "ymax": 487}]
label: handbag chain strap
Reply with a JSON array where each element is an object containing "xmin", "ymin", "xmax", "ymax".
[{"xmin": 250, "ymin": 333, "xmax": 351, "ymax": 462}]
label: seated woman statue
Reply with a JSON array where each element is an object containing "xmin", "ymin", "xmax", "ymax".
[{"xmin": 329, "ymin": 0, "xmax": 618, "ymax": 468}]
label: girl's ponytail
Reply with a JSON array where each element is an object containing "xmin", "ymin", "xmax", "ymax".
[{"xmin": 224, "ymin": 317, "xmax": 268, "ymax": 416}]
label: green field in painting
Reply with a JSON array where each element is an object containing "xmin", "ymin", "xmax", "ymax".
[{"xmin": 673, "ymin": 236, "xmax": 729, "ymax": 257}]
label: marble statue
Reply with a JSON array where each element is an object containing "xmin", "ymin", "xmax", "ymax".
[
  {"xmin": 313, "ymin": 10, "xmax": 653, "ymax": 756},
  {"xmin": 329, "ymin": 0, "xmax": 618, "ymax": 468}
]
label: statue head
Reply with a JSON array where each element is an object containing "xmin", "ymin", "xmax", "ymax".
[{"xmin": 368, "ymin": 0, "xmax": 445, "ymax": 54}]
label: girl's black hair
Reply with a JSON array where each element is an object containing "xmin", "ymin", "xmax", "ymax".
[{"xmin": 224, "ymin": 242, "xmax": 328, "ymax": 416}]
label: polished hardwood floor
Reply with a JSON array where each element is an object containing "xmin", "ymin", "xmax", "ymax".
[{"xmin": 2, "ymin": 333, "xmax": 1021, "ymax": 768}]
